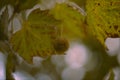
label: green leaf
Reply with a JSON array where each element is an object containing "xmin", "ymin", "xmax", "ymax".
[
  {"xmin": 10, "ymin": 9, "xmax": 61, "ymax": 63},
  {"xmin": 86, "ymin": 0, "xmax": 120, "ymax": 47},
  {"xmin": 50, "ymin": 3, "xmax": 85, "ymax": 39}
]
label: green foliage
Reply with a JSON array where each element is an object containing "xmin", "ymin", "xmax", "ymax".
[
  {"xmin": 50, "ymin": 3, "xmax": 85, "ymax": 39},
  {"xmin": 10, "ymin": 3, "xmax": 86, "ymax": 63},
  {"xmin": 8, "ymin": 0, "xmax": 120, "ymax": 64},
  {"xmin": 0, "ymin": 0, "xmax": 120, "ymax": 79},
  {"xmin": 10, "ymin": 9, "xmax": 61, "ymax": 63},
  {"xmin": 0, "ymin": 0, "xmax": 38, "ymax": 12},
  {"xmin": 86, "ymin": 0, "xmax": 120, "ymax": 46}
]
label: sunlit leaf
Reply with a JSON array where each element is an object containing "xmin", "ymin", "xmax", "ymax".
[
  {"xmin": 50, "ymin": 3, "xmax": 85, "ymax": 39},
  {"xmin": 10, "ymin": 9, "xmax": 61, "ymax": 63},
  {"xmin": 86, "ymin": 0, "xmax": 120, "ymax": 47}
]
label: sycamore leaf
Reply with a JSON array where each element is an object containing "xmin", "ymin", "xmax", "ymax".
[
  {"xmin": 10, "ymin": 9, "xmax": 61, "ymax": 63},
  {"xmin": 86, "ymin": 0, "xmax": 120, "ymax": 47},
  {"xmin": 10, "ymin": 3, "xmax": 86, "ymax": 63},
  {"xmin": 50, "ymin": 3, "xmax": 85, "ymax": 39}
]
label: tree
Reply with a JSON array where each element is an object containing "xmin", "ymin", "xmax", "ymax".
[{"xmin": 0, "ymin": 0, "xmax": 120, "ymax": 80}]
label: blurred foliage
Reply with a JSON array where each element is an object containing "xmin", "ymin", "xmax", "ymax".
[
  {"xmin": 50, "ymin": 3, "xmax": 85, "ymax": 39},
  {"xmin": 10, "ymin": 9, "xmax": 61, "ymax": 63},
  {"xmin": 82, "ymin": 36, "xmax": 118, "ymax": 80},
  {"xmin": 0, "ymin": 0, "xmax": 120, "ymax": 80},
  {"xmin": 0, "ymin": 0, "xmax": 38, "ymax": 12},
  {"xmin": 86, "ymin": 0, "xmax": 120, "ymax": 48}
]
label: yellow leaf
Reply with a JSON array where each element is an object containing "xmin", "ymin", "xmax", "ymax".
[
  {"xmin": 10, "ymin": 9, "xmax": 61, "ymax": 63},
  {"xmin": 50, "ymin": 3, "xmax": 86, "ymax": 39},
  {"xmin": 86, "ymin": 0, "xmax": 120, "ymax": 47}
]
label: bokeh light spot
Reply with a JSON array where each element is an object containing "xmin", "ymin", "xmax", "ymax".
[{"xmin": 65, "ymin": 42, "xmax": 88, "ymax": 68}]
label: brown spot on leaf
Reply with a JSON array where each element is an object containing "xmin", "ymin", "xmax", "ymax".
[
  {"xmin": 109, "ymin": 26, "xmax": 112, "ymax": 29},
  {"xmin": 112, "ymin": 34, "xmax": 119, "ymax": 38},
  {"xmin": 97, "ymin": 3, "xmax": 100, "ymax": 6},
  {"xmin": 97, "ymin": 24, "xmax": 100, "ymax": 26},
  {"xmin": 118, "ymin": 30, "xmax": 120, "ymax": 33},
  {"xmin": 110, "ymin": 2, "xmax": 113, "ymax": 6},
  {"xmin": 105, "ymin": 31, "xmax": 111, "ymax": 37},
  {"xmin": 114, "ymin": 25, "xmax": 118, "ymax": 30},
  {"xmin": 95, "ymin": 3, "xmax": 100, "ymax": 6}
]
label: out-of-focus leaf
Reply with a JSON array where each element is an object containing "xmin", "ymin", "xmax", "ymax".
[
  {"xmin": 69, "ymin": 0, "xmax": 86, "ymax": 8},
  {"xmin": 0, "ymin": 0, "xmax": 38, "ymax": 12},
  {"xmin": 10, "ymin": 9, "xmax": 61, "ymax": 63},
  {"xmin": 41, "ymin": 57, "xmax": 62, "ymax": 80},
  {"xmin": 10, "ymin": 2, "xmax": 86, "ymax": 63},
  {"xmin": 86, "ymin": 0, "xmax": 120, "ymax": 47},
  {"xmin": 13, "ymin": 0, "xmax": 38, "ymax": 12},
  {"xmin": 0, "ymin": 0, "xmax": 15, "ymax": 10},
  {"xmin": 0, "ymin": 7, "xmax": 9, "ymax": 40},
  {"xmin": 50, "ymin": 3, "xmax": 85, "ymax": 39},
  {"xmin": 83, "ymin": 1, "xmax": 119, "ymax": 80},
  {"xmin": 0, "ymin": 0, "xmax": 6, "ymax": 10},
  {"xmin": 83, "ymin": 36, "xmax": 119, "ymax": 80},
  {"xmin": 0, "ymin": 41, "xmax": 10, "ymax": 54},
  {"xmin": 108, "ymin": 70, "xmax": 114, "ymax": 80}
]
